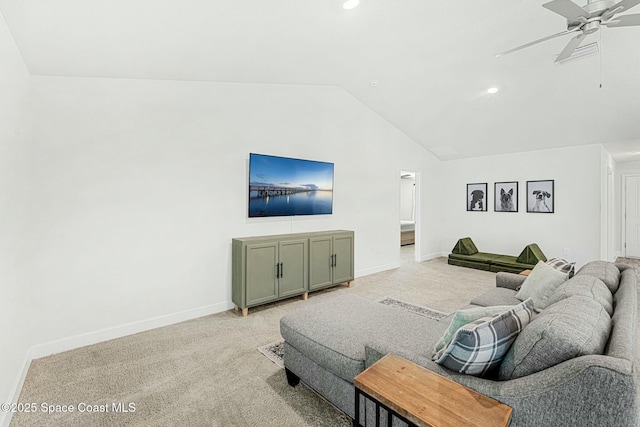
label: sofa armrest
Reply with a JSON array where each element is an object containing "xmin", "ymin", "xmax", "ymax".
[{"xmin": 496, "ymin": 272, "xmax": 526, "ymax": 291}]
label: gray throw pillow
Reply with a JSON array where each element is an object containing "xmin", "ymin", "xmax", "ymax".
[
  {"xmin": 498, "ymin": 295, "xmax": 611, "ymax": 380},
  {"xmin": 515, "ymin": 260, "xmax": 569, "ymax": 311}
]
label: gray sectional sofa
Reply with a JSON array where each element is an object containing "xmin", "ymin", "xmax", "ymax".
[{"xmin": 280, "ymin": 261, "xmax": 639, "ymax": 426}]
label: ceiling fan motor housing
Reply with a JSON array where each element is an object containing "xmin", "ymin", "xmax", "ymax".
[{"xmin": 568, "ymin": 0, "xmax": 617, "ymax": 28}]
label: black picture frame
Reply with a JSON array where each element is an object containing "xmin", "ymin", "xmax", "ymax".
[
  {"xmin": 494, "ymin": 181, "xmax": 518, "ymax": 212},
  {"xmin": 467, "ymin": 183, "xmax": 488, "ymax": 211},
  {"xmin": 527, "ymin": 180, "xmax": 554, "ymax": 213}
]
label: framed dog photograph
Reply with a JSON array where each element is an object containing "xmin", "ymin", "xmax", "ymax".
[
  {"xmin": 494, "ymin": 181, "xmax": 518, "ymax": 212},
  {"xmin": 527, "ymin": 180, "xmax": 554, "ymax": 213},
  {"xmin": 467, "ymin": 183, "xmax": 488, "ymax": 211}
]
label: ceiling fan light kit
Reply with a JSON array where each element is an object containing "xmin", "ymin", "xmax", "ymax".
[{"xmin": 497, "ymin": 0, "xmax": 640, "ymax": 62}]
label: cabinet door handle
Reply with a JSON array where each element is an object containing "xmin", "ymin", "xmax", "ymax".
[
  {"xmin": 280, "ymin": 262, "xmax": 283, "ymax": 278},
  {"xmin": 276, "ymin": 263, "xmax": 280, "ymax": 278},
  {"xmin": 334, "ymin": 254, "xmax": 337, "ymax": 268}
]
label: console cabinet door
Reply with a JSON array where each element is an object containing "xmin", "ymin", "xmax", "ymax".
[
  {"xmin": 332, "ymin": 233, "xmax": 354, "ymax": 284},
  {"xmin": 309, "ymin": 236, "xmax": 333, "ymax": 290},
  {"xmin": 245, "ymin": 242, "xmax": 279, "ymax": 306},
  {"xmin": 278, "ymin": 239, "xmax": 308, "ymax": 298}
]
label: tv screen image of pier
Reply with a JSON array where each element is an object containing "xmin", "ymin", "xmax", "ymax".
[{"xmin": 249, "ymin": 153, "xmax": 334, "ymax": 217}]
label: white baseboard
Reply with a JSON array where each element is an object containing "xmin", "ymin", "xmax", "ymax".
[
  {"xmin": 419, "ymin": 252, "xmax": 447, "ymax": 262},
  {"xmin": 1, "ymin": 356, "xmax": 32, "ymax": 427},
  {"xmin": 356, "ymin": 261, "xmax": 401, "ymax": 278},
  {"xmin": 355, "ymin": 252, "xmax": 448, "ymax": 278},
  {"xmin": 30, "ymin": 301, "xmax": 234, "ymax": 360}
]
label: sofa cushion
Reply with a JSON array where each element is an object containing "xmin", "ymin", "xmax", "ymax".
[
  {"xmin": 433, "ymin": 298, "xmax": 534, "ymax": 377},
  {"xmin": 498, "ymin": 295, "xmax": 611, "ymax": 380},
  {"xmin": 515, "ymin": 260, "xmax": 569, "ymax": 311},
  {"xmin": 448, "ymin": 252, "xmax": 501, "ymax": 263},
  {"xmin": 575, "ymin": 261, "xmax": 621, "ymax": 293},
  {"xmin": 545, "ymin": 275, "xmax": 613, "ymax": 316},
  {"xmin": 433, "ymin": 305, "xmax": 515, "ymax": 354},
  {"xmin": 448, "ymin": 252, "xmax": 501, "ymax": 272},
  {"xmin": 470, "ymin": 287, "xmax": 521, "ymax": 307},
  {"xmin": 280, "ymin": 294, "xmax": 447, "ymax": 383},
  {"xmin": 448, "ymin": 257, "xmax": 492, "ymax": 271},
  {"xmin": 516, "ymin": 243, "xmax": 547, "ymax": 265},
  {"xmin": 545, "ymin": 257, "xmax": 576, "ymax": 277},
  {"xmin": 489, "ymin": 255, "xmax": 536, "ymax": 271},
  {"xmin": 451, "ymin": 237, "xmax": 478, "ymax": 255}
]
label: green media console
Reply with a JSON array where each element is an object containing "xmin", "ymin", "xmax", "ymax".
[{"xmin": 232, "ymin": 230, "xmax": 354, "ymax": 316}]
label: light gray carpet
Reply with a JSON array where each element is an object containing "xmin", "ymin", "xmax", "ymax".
[{"xmin": 10, "ymin": 250, "xmax": 639, "ymax": 426}]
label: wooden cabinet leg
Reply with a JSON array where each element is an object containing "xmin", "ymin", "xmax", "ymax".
[
  {"xmin": 347, "ymin": 281, "xmax": 353, "ymax": 288},
  {"xmin": 242, "ymin": 308, "xmax": 248, "ymax": 317},
  {"xmin": 302, "ymin": 292, "xmax": 308, "ymax": 301},
  {"xmin": 234, "ymin": 304, "xmax": 239, "ymax": 312}
]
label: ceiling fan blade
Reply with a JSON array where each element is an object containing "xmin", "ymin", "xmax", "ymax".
[
  {"xmin": 602, "ymin": 0, "xmax": 640, "ymax": 20},
  {"xmin": 543, "ymin": 0, "xmax": 590, "ymax": 21},
  {"xmin": 555, "ymin": 33, "xmax": 587, "ymax": 62},
  {"xmin": 603, "ymin": 13, "xmax": 640, "ymax": 26},
  {"xmin": 496, "ymin": 29, "xmax": 579, "ymax": 58}
]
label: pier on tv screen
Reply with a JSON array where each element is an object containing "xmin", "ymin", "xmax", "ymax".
[{"xmin": 248, "ymin": 153, "xmax": 334, "ymax": 218}]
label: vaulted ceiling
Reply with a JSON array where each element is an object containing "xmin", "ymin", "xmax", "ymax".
[{"xmin": 1, "ymin": 0, "xmax": 639, "ymax": 160}]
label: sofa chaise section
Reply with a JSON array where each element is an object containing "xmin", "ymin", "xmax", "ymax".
[{"xmin": 280, "ymin": 294, "xmax": 449, "ymax": 417}]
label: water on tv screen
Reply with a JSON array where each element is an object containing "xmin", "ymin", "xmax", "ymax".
[{"xmin": 248, "ymin": 153, "xmax": 334, "ymax": 218}]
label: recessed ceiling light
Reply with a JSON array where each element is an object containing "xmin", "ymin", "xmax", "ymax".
[
  {"xmin": 343, "ymin": 0, "xmax": 360, "ymax": 9},
  {"xmin": 487, "ymin": 87, "xmax": 499, "ymax": 94}
]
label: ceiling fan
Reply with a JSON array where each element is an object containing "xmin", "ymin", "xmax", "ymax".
[{"xmin": 497, "ymin": 0, "xmax": 640, "ymax": 62}]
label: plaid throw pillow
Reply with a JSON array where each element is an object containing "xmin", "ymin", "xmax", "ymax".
[
  {"xmin": 433, "ymin": 298, "xmax": 535, "ymax": 377},
  {"xmin": 433, "ymin": 305, "xmax": 514, "ymax": 355},
  {"xmin": 546, "ymin": 257, "xmax": 575, "ymax": 277}
]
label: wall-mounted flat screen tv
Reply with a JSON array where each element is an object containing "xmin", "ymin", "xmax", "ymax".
[{"xmin": 249, "ymin": 153, "xmax": 334, "ymax": 218}]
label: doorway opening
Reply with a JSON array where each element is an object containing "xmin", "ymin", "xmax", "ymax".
[
  {"xmin": 623, "ymin": 174, "xmax": 640, "ymax": 259},
  {"xmin": 400, "ymin": 170, "xmax": 421, "ymax": 262}
]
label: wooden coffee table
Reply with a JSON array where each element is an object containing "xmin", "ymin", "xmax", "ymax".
[{"xmin": 353, "ymin": 354, "xmax": 512, "ymax": 427}]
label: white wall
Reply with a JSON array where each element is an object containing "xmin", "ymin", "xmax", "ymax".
[
  {"xmin": 0, "ymin": 10, "xmax": 33, "ymax": 427},
  {"xmin": 26, "ymin": 76, "xmax": 442, "ymax": 353},
  {"xmin": 440, "ymin": 145, "xmax": 604, "ymax": 268},
  {"xmin": 614, "ymin": 160, "xmax": 640, "ymax": 257}
]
